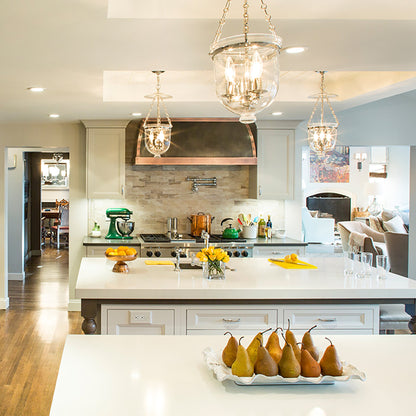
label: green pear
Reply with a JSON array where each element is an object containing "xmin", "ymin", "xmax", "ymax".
[
  {"xmin": 300, "ymin": 348, "xmax": 321, "ymax": 377},
  {"xmin": 301, "ymin": 324, "xmax": 320, "ymax": 361},
  {"xmin": 319, "ymin": 337, "xmax": 343, "ymax": 376},
  {"xmin": 254, "ymin": 340, "xmax": 278, "ymax": 376},
  {"xmin": 222, "ymin": 331, "xmax": 238, "ymax": 367},
  {"xmin": 278, "ymin": 331, "xmax": 301, "ymax": 378},
  {"xmin": 265, "ymin": 328, "xmax": 283, "ymax": 364},
  {"xmin": 247, "ymin": 328, "xmax": 271, "ymax": 364},
  {"xmin": 231, "ymin": 337, "xmax": 254, "ymax": 377},
  {"xmin": 285, "ymin": 319, "xmax": 301, "ymax": 363}
]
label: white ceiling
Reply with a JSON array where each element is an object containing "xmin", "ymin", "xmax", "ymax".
[{"xmin": 0, "ymin": 0, "xmax": 416, "ymax": 123}]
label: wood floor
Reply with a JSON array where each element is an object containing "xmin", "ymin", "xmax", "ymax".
[{"xmin": 0, "ymin": 248, "xmax": 83, "ymax": 416}]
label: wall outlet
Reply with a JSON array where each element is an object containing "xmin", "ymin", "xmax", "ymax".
[{"xmin": 129, "ymin": 310, "xmax": 152, "ymax": 324}]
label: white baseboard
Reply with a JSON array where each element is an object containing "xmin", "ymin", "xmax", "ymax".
[
  {"xmin": 68, "ymin": 299, "xmax": 81, "ymax": 311},
  {"xmin": 0, "ymin": 297, "xmax": 10, "ymax": 309},
  {"xmin": 8, "ymin": 272, "xmax": 25, "ymax": 281}
]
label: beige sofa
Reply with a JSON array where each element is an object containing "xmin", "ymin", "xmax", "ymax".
[{"xmin": 337, "ymin": 221, "xmax": 386, "ymax": 264}]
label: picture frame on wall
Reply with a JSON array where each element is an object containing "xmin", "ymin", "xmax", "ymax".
[{"xmin": 310, "ymin": 146, "xmax": 350, "ymax": 183}]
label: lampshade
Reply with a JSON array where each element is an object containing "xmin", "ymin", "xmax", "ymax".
[{"xmin": 210, "ymin": 0, "xmax": 282, "ymax": 124}]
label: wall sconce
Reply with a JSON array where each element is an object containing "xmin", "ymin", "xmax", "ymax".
[{"xmin": 354, "ymin": 152, "xmax": 367, "ymax": 171}]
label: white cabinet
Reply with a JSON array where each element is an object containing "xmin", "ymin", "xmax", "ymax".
[
  {"xmin": 249, "ymin": 129, "xmax": 295, "ymax": 200},
  {"xmin": 100, "ymin": 303, "xmax": 379, "ymax": 335},
  {"xmin": 102, "ymin": 305, "xmax": 176, "ymax": 335},
  {"xmin": 83, "ymin": 120, "xmax": 129, "ymax": 199}
]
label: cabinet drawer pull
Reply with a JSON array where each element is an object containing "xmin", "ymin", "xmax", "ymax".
[
  {"xmin": 222, "ymin": 318, "xmax": 241, "ymax": 323},
  {"xmin": 317, "ymin": 318, "xmax": 337, "ymax": 322},
  {"xmin": 272, "ymin": 251, "xmax": 283, "ymax": 254}
]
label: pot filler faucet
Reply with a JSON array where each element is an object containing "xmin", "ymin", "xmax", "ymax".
[{"xmin": 201, "ymin": 230, "xmax": 210, "ymax": 248}]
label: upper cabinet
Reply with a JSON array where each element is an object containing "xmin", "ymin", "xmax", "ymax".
[
  {"xmin": 83, "ymin": 120, "xmax": 129, "ymax": 199},
  {"xmin": 249, "ymin": 129, "xmax": 295, "ymax": 200}
]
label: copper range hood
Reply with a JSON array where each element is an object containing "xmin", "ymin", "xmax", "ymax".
[{"xmin": 134, "ymin": 118, "xmax": 257, "ymax": 165}]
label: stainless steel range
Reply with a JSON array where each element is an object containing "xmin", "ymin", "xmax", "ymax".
[{"xmin": 139, "ymin": 233, "xmax": 253, "ymax": 258}]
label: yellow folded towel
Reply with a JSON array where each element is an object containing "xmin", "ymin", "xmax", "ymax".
[
  {"xmin": 268, "ymin": 258, "xmax": 317, "ymax": 269},
  {"xmin": 145, "ymin": 260, "xmax": 174, "ymax": 266}
]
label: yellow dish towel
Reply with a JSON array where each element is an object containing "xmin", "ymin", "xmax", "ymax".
[
  {"xmin": 145, "ymin": 260, "xmax": 174, "ymax": 266},
  {"xmin": 268, "ymin": 258, "xmax": 317, "ymax": 269}
]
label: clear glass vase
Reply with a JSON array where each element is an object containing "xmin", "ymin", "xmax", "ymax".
[{"xmin": 203, "ymin": 261, "xmax": 225, "ymax": 280}]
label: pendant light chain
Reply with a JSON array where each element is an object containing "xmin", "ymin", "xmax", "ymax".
[
  {"xmin": 320, "ymin": 72, "xmax": 325, "ymax": 125},
  {"xmin": 260, "ymin": 0, "xmax": 278, "ymax": 39},
  {"xmin": 243, "ymin": 0, "xmax": 249, "ymax": 43},
  {"xmin": 211, "ymin": 0, "xmax": 232, "ymax": 47}
]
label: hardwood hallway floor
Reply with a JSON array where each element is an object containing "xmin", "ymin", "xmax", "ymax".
[{"xmin": 0, "ymin": 248, "xmax": 83, "ymax": 416}]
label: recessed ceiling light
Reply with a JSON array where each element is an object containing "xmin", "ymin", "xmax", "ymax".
[
  {"xmin": 28, "ymin": 87, "xmax": 45, "ymax": 92},
  {"xmin": 283, "ymin": 46, "xmax": 306, "ymax": 54},
  {"xmin": 272, "ymin": 111, "xmax": 283, "ymax": 116},
  {"xmin": 131, "ymin": 112, "xmax": 142, "ymax": 117},
  {"xmin": 49, "ymin": 114, "xmax": 60, "ymax": 118}
]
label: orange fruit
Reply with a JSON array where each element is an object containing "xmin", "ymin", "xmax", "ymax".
[
  {"xmin": 118, "ymin": 250, "xmax": 127, "ymax": 256},
  {"xmin": 105, "ymin": 248, "xmax": 113, "ymax": 255},
  {"xmin": 126, "ymin": 249, "xmax": 135, "ymax": 256}
]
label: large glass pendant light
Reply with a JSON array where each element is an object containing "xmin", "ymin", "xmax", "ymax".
[
  {"xmin": 307, "ymin": 71, "xmax": 339, "ymax": 154},
  {"xmin": 209, "ymin": 0, "xmax": 282, "ymax": 124},
  {"xmin": 143, "ymin": 70, "xmax": 172, "ymax": 157}
]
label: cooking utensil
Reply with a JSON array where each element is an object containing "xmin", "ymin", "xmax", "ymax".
[
  {"xmin": 238, "ymin": 213, "xmax": 245, "ymax": 225},
  {"xmin": 115, "ymin": 219, "xmax": 135, "ymax": 237},
  {"xmin": 187, "ymin": 212, "xmax": 214, "ymax": 236},
  {"xmin": 247, "ymin": 214, "xmax": 252, "ymax": 224},
  {"xmin": 253, "ymin": 216, "xmax": 259, "ymax": 223},
  {"xmin": 237, "ymin": 218, "xmax": 243, "ymax": 226},
  {"xmin": 221, "ymin": 218, "xmax": 241, "ymax": 239}
]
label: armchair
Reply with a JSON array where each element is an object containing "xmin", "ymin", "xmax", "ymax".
[{"xmin": 301, "ymin": 207, "xmax": 335, "ymax": 244}]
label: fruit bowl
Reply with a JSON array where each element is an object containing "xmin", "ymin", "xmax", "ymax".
[
  {"xmin": 203, "ymin": 348, "xmax": 366, "ymax": 386},
  {"xmin": 105, "ymin": 253, "xmax": 138, "ymax": 273}
]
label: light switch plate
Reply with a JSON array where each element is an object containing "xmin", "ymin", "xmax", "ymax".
[{"xmin": 129, "ymin": 310, "xmax": 152, "ymax": 324}]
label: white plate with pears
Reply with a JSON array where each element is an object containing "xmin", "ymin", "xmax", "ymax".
[{"xmin": 203, "ymin": 324, "xmax": 366, "ymax": 386}]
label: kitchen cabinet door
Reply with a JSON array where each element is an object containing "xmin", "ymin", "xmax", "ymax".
[
  {"xmin": 86, "ymin": 126, "xmax": 126, "ymax": 199},
  {"xmin": 249, "ymin": 129, "xmax": 294, "ymax": 200}
]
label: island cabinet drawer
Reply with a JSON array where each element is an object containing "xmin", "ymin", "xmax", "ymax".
[
  {"xmin": 283, "ymin": 306, "xmax": 377, "ymax": 330},
  {"xmin": 186, "ymin": 308, "xmax": 277, "ymax": 331},
  {"xmin": 105, "ymin": 308, "xmax": 175, "ymax": 335}
]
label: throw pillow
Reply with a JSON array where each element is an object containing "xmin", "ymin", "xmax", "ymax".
[
  {"xmin": 383, "ymin": 215, "xmax": 406, "ymax": 233},
  {"xmin": 369, "ymin": 216, "xmax": 384, "ymax": 233}
]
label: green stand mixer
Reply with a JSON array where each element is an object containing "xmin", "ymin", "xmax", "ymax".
[{"xmin": 105, "ymin": 208, "xmax": 134, "ymax": 239}]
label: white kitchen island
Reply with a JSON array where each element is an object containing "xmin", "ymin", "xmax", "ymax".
[
  {"xmin": 75, "ymin": 257, "xmax": 416, "ymax": 335},
  {"xmin": 50, "ymin": 334, "xmax": 415, "ymax": 416}
]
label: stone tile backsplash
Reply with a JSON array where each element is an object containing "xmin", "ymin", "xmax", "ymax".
[{"xmin": 89, "ymin": 164, "xmax": 285, "ymax": 235}]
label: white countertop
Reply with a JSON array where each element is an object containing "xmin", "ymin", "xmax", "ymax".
[
  {"xmin": 75, "ymin": 257, "xmax": 416, "ymax": 300},
  {"xmin": 50, "ymin": 334, "xmax": 416, "ymax": 416}
]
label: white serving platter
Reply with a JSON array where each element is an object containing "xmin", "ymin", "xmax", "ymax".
[{"xmin": 203, "ymin": 347, "xmax": 366, "ymax": 386}]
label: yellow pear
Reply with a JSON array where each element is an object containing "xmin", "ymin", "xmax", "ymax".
[
  {"xmin": 222, "ymin": 331, "xmax": 238, "ymax": 367},
  {"xmin": 254, "ymin": 340, "xmax": 278, "ymax": 376},
  {"xmin": 285, "ymin": 319, "xmax": 301, "ymax": 363},
  {"xmin": 278, "ymin": 332, "xmax": 301, "ymax": 378},
  {"xmin": 300, "ymin": 348, "xmax": 321, "ymax": 377},
  {"xmin": 247, "ymin": 328, "xmax": 271, "ymax": 364},
  {"xmin": 319, "ymin": 337, "xmax": 343, "ymax": 376},
  {"xmin": 301, "ymin": 324, "xmax": 320, "ymax": 361},
  {"xmin": 231, "ymin": 337, "xmax": 254, "ymax": 377},
  {"xmin": 265, "ymin": 328, "xmax": 282, "ymax": 364}
]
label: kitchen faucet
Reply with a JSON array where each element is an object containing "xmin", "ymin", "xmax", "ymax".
[
  {"xmin": 201, "ymin": 230, "xmax": 210, "ymax": 248},
  {"xmin": 174, "ymin": 247, "xmax": 183, "ymax": 272}
]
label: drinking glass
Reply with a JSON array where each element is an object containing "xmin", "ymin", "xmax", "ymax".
[
  {"xmin": 353, "ymin": 253, "xmax": 365, "ymax": 278},
  {"xmin": 343, "ymin": 251, "xmax": 354, "ymax": 277},
  {"xmin": 376, "ymin": 255, "xmax": 390, "ymax": 279},
  {"xmin": 361, "ymin": 252, "xmax": 373, "ymax": 277}
]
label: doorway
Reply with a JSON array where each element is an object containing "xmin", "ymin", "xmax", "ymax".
[{"xmin": 7, "ymin": 147, "xmax": 70, "ymax": 308}]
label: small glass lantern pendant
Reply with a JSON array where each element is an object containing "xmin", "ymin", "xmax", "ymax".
[
  {"xmin": 143, "ymin": 70, "xmax": 173, "ymax": 157},
  {"xmin": 210, "ymin": 0, "xmax": 282, "ymax": 124},
  {"xmin": 307, "ymin": 71, "xmax": 339, "ymax": 155}
]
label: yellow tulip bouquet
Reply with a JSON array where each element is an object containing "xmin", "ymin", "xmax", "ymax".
[{"xmin": 196, "ymin": 246, "xmax": 230, "ymax": 279}]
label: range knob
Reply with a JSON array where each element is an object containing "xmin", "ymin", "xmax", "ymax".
[
  {"xmin": 155, "ymin": 251, "xmax": 161, "ymax": 257},
  {"xmin": 242, "ymin": 250, "xmax": 249, "ymax": 257},
  {"xmin": 227, "ymin": 250, "xmax": 233, "ymax": 257},
  {"xmin": 146, "ymin": 250, "xmax": 153, "ymax": 257},
  {"xmin": 233, "ymin": 251, "xmax": 241, "ymax": 257},
  {"xmin": 171, "ymin": 251, "xmax": 176, "ymax": 257}
]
